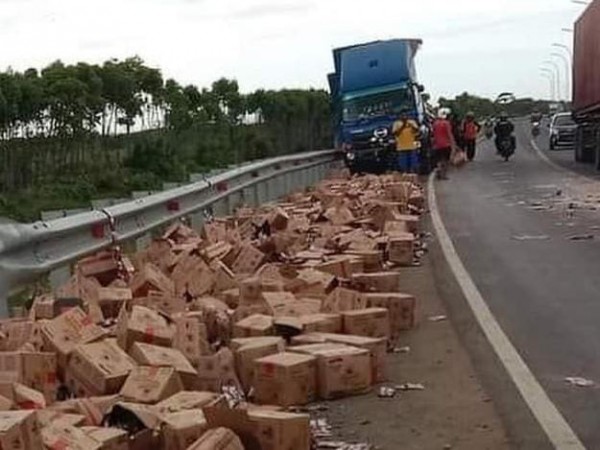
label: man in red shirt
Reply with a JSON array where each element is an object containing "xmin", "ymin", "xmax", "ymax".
[
  {"xmin": 461, "ymin": 112, "xmax": 481, "ymax": 161},
  {"xmin": 432, "ymin": 109, "xmax": 456, "ymax": 180}
]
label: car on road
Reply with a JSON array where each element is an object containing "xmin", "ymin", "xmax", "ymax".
[{"xmin": 549, "ymin": 113, "xmax": 577, "ymax": 150}]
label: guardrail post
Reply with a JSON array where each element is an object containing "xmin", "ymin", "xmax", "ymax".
[
  {"xmin": 49, "ymin": 266, "xmax": 72, "ymax": 292},
  {"xmin": 190, "ymin": 212, "xmax": 205, "ymax": 232},
  {"xmin": 136, "ymin": 234, "xmax": 152, "ymax": 252}
]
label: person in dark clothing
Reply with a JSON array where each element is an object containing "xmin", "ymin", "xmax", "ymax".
[
  {"xmin": 450, "ymin": 113, "xmax": 463, "ymax": 151},
  {"xmin": 494, "ymin": 112, "xmax": 516, "ymax": 152},
  {"xmin": 461, "ymin": 111, "xmax": 481, "ymax": 161}
]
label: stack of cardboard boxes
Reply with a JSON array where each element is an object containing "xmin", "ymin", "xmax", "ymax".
[{"xmin": 0, "ymin": 172, "xmax": 424, "ymax": 449}]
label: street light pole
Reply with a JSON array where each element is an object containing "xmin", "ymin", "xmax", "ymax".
[
  {"xmin": 551, "ymin": 52, "xmax": 571, "ymax": 100},
  {"xmin": 543, "ymin": 60, "xmax": 562, "ymax": 102},
  {"xmin": 540, "ymin": 73, "xmax": 555, "ymax": 101},
  {"xmin": 541, "ymin": 69, "xmax": 557, "ymax": 101}
]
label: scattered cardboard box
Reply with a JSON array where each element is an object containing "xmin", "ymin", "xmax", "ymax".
[{"xmin": 254, "ymin": 352, "xmax": 317, "ymax": 406}]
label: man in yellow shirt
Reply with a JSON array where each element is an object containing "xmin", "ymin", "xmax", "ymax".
[{"xmin": 392, "ymin": 112, "xmax": 420, "ymax": 173}]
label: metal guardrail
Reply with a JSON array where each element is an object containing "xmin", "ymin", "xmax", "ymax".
[{"xmin": 0, "ymin": 149, "xmax": 342, "ymax": 316}]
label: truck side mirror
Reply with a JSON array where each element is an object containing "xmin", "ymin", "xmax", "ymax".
[{"xmin": 417, "ymin": 84, "xmax": 425, "ymax": 93}]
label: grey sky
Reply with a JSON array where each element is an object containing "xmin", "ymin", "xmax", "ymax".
[{"xmin": 0, "ymin": 0, "xmax": 584, "ymax": 101}]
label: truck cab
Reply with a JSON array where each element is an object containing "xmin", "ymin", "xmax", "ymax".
[{"xmin": 329, "ymin": 39, "xmax": 429, "ymax": 174}]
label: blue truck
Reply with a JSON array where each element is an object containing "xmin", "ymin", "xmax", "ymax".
[{"xmin": 328, "ymin": 39, "xmax": 429, "ymax": 173}]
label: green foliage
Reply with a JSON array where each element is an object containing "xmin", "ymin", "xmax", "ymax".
[
  {"xmin": 0, "ymin": 57, "xmax": 333, "ymax": 222},
  {"xmin": 439, "ymin": 92, "xmax": 554, "ymax": 119}
]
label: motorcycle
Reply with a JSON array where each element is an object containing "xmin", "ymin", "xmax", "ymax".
[
  {"xmin": 497, "ymin": 136, "xmax": 515, "ymax": 161},
  {"xmin": 531, "ymin": 122, "xmax": 541, "ymax": 137},
  {"xmin": 484, "ymin": 122, "xmax": 494, "ymax": 139}
]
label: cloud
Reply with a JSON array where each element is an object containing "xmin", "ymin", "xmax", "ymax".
[{"xmin": 229, "ymin": 1, "xmax": 312, "ymax": 19}]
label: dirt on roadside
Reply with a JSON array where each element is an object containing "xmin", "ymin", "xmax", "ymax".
[{"xmin": 313, "ymin": 255, "xmax": 512, "ymax": 450}]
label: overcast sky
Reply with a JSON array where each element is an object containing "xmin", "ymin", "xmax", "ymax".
[{"xmin": 0, "ymin": 0, "xmax": 586, "ymax": 101}]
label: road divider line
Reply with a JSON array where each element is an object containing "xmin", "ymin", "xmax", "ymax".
[
  {"xmin": 428, "ymin": 174, "xmax": 586, "ymax": 450},
  {"xmin": 529, "ymin": 138, "xmax": 574, "ymax": 175}
]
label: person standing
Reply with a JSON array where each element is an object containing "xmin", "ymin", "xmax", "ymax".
[
  {"xmin": 432, "ymin": 110, "xmax": 456, "ymax": 180},
  {"xmin": 392, "ymin": 112, "xmax": 420, "ymax": 173},
  {"xmin": 461, "ymin": 112, "xmax": 481, "ymax": 161}
]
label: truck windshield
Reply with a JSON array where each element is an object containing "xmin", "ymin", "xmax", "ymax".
[{"xmin": 342, "ymin": 89, "xmax": 414, "ymax": 122}]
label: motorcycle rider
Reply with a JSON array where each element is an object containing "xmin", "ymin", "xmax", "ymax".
[{"xmin": 494, "ymin": 112, "xmax": 516, "ymax": 154}]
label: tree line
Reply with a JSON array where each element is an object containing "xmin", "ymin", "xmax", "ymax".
[
  {"xmin": 438, "ymin": 92, "xmax": 555, "ymax": 120},
  {"xmin": 0, "ymin": 57, "xmax": 333, "ymax": 220}
]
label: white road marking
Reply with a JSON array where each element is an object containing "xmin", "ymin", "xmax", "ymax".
[
  {"xmin": 428, "ymin": 174, "xmax": 586, "ymax": 449},
  {"xmin": 530, "ymin": 139, "xmax": 577, "ymax": 177}
]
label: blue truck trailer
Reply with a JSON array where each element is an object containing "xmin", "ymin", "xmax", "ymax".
[{"xmin": 328, "ymin": 39, "xmax": 429, "ymax": 173}]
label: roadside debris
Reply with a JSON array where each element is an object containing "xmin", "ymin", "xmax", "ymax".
[
  {"xmin": 428, "ymin": 315, "xmax": 448, "ymax": 322},
  {"xmin": 565, "ymin": 377, "xmax": 595, "ymax": 387},
  {"xmin": 378, "ymin": 387, "xmax": 397, "ymax": 398},
  {"xmin": 396, "ymin": 383, "xmax": 425, "ymax": 391},
  {"xmin": 511, "ymin": 235, "xmax": 551, "ymax": 241},
  {"xmin": 0, "ymin": 170, "xmax": 426, "ymax": 449},
  {"xmin": 392, "ymin": 346, "xmax": 411, "ymax": 354},
  {"xmin": 568, "ymin": 234, "xmax": 595, "ymax": 241}
]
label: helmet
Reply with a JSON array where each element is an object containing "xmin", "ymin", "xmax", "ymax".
[
  {"xmin": 466, "ymin": 111, "xmax": 475, "ymax": 118},
  {"xmin": 437, "ymin": 107, "xmax": 451, "ymax": 119},
  {"xmin": 499, "ymin": 111, "xmax": 508, "ymax": 120}
]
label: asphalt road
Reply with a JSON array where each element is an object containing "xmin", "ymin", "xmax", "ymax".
[{"xmin": 435, "ymin": 121, "xmax": 600, "ymax": 449}]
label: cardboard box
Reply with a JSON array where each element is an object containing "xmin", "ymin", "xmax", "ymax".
[
  {"xmin": 342, "ymin": 308, "xmax": 390, "ymax": 338},
  {"xmin": 233, "ymin": 314, "xmax": 274, "ymax": 338},
  {"xmin": 196, "ymin": 348, "xmax": 239, "ymax": 392},
  {"xmin": 38, "ymin": 410, "xmax": 87, "ymax": 428},
  {"xmin": 314, "ymin": 256, "xmax": 356, "ymax": 279},
  {"xmin": 234, "ymin": 337, "xmax": 285, "ymax": 392},
  {"xmin": 0, "ymin": 382, "xmax": 46, "ymax": 410},
  {"xmin": 172, "ymin": 316, "xmax": 211, "ymax": 371},
  {"xmin": 294, "ymin": 269, "xmax": 335, "ymax": 298},
  {"xmin": 268, "ymin": 207, "xmax": 290, "ymax": 231},
  {"xmin": 261, "ymin": 292, "xmax": 296, "ymax": 316},
  {"xmin": 387, "ymin": 234, "xmax": 415, "ymax": 266},
  {"xmin": 95, "ymin": 288, "xmax": 132, "ymax": 319},
  {"xmin": 42, "ymin": 423, "xmax": 102, "ymax": 450},
  {"xmin": 76, "ymin": 252, "xmax": 119, "ymax": 286},
  {"xmin": 249, "ymin": 409, "xmax": 310, "ymax": 450},
  {"xmin": 0, "ymin": 351, "xmax": 57, "ymax": 404},
  {"xmin": 0, "ymin": 320, "xmax": 36, "ymax": 352},
  {"xmin": 299, "ymin": 314, "xmax": 342, "ymax": 334},
  {"xmin": 362, "ymin": 292, "xmax": 417, "ymax": 335},
  {"xmin": 129, "ymin": 263, "xmax": 175, "ymax": 298},
  {"xmin": 311, "ymin": 333, "xmax": 387, "ymax": 383},
  {"xmin": 352, "ymin": 272, "xmax": 401, "ymax": 293},
  {"xmin": 0, "ymin": 410, "xmax": 43, "ymax": 450},
  {"xmin": 322, "ymin": 288, "xmax": 362, "ymax": 313},
  {"xmin": 120, "ymin": 366, "xmax": 183, "ymax": 404},
  {"xmin": 116, "ymin": 306, "xmax": 174, "ymax": 351},
  {"xmin": 156, "ymin": 391, "xmax": 217, "ymax": 415},
  {"xmin": 67, "ymin": 339, "xmax": 136, "ymax": 397},
  {"xmin": 133, "ymin": 290, "xmax": 186, "ymax": 317},
  {"xmin": 383, "ymin": 220, "xmax": 410, "ymax": 236},
  {"xmin": 290, "ymin": 344, "xmax": 372, "ymax": 399},
  {"xmin": 32, "ymin": 295, "xmax": 55, "ymax": 320},
  {"xmin": 202, "ymin": 221, "xmax": 228, "ymax": 244},
  {"xmin": 254, "ymin": 352, "xmax": 317, "ymax": 407},
  {"xmin": 239, "ymin": 277, "xmax": 263, "ymax": 306},
  {"xmin": 41, "ymin": 308, "xmax": 105, "ymax": 370},
  {"xmin": 48, "ymin": 395, "xmax": 120, "ymax": 427},
  {"xmin": 129, "ymin": 342, "xmax": 198, "ymax": 390},
  {"xmin": 212, "ymin": 261, "xmax": 238, "ymax": 293},
  {"xmin": 231, "ymin": 245, "xmax": 265, "ymax": 275},
  {"xmin": 81, "ymin": 426, "xmax": 128, "ymax": 450},
  {"xmin": 187, "ymin": 427, "xmax": 244, "ymax": 450},
  {"xmin": 162, "ymin": 409, "xmax": 208, "ymax": 450},
  {"xmin": 101, "ymin": 402, "xmax": 162, "ymax": 450}
]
